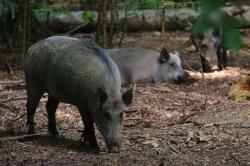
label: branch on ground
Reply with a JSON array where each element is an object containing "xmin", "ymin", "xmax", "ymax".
[{"xmin": 0, "ymin": 133, "xmax": 46, "ymax": 142}]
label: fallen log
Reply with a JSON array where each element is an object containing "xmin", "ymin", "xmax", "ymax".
[{"xmin": 35, "ymin": 6, "xmax": 250, "ymax": 33}]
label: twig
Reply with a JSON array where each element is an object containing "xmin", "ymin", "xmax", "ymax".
[
  {"xmin": 132, "ymin": 83, "xmax": 136, "ymax": 104},
  {"xmin": 0, "ymin": 96, "xmax": 27, "ymax": 103},
  {"xmin": 151, "ymin": 111, "xmax": 202, "ymax": 127},
  {"xmin": 182, "ymin": 53, "xmax": 199, "ymax": 72},
  {"xmin": 167, "ymin": 142, "xmax": 182, "ymax": 154},
  {"xmin": 66, "ymin": 22, "xmax": 88, "ymax": 35},
  {"xmin": 124, "ymin": 117, "xmax": 142, "ymax": 121},
  {"xmin": 150, "ymin": 87, "xmax": 173, "ymax": 93},
  {"xmin": 41, "ymin": 152, "xmax": 55, "ymax": 164},
  {"xmin": 77, "ymin": 129, "xmax": 83, "ymax": 133},
  {"xmin": 127, "ymin": 83, "xmax": 152, "ymax": 88},
  {"xmin": 176, "ymin": 38, "xmax": 193, "ymax": 51},
  {"xmin": 0, "ymin": 112, "xmax": 13, "ymax": 120},
  {"xmin": 123, "ymin": 123, "xmax": 137, "ymax": 127},
  {"xmin": 124, "ymin": 121, "xmax": 142, "ymax": 127},
  {"xmin": 175, "ymin": 39, "xmax": 198, "ymax": 72},
  {"xmin": 171, "ymin": 112, "xmax": 202, "ymax": 125},
  {"xmin": 11, "ymin": 113, "xmax": 26, "ymax": 122},
  {"xmin": 0, "ymin": 102, "xmax": 16, "ymax": 112},
  {"xmin": 1, "ymin": 95, "xmax": 48, "ymax": 104},
  {"xmin": 179, "ymin": 96, "xmax": 202, "ymax": 103},
  {"xmin": 5, "ymin": 83, "xmax": 26, "ymax": 90},
  {"xmin": 200, "ymin": 70, "xmax": 208, "ymax": 111},
  {"xmin": 3, "ymin": 60, "xmax": 14, "ymax": 75},
  {"xmin": 0, "ymin": 133, "xmax": 45, "ymax": 142},
  {"xmin": 196, "ymin": 41, "xmax": 208, "ymax": 112},
  {"xmin": 41, "ymin": 161, "xmax": 81, "ymax": 165},
  {"xmin": 124, "ymin": 108, "xmax": 138, "ymax": 113},
  {"xmin": 0, "ymin": 80, "xmax": 24, "ymax": 85}
]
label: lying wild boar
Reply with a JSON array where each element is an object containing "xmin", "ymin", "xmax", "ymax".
[
  {"xmin": 107, "ymin": 48, "xmax": 185, "ymax": 84},
  {"xmin": 24, "ymin": 36, "xmax": 133, "ymax": 153}
]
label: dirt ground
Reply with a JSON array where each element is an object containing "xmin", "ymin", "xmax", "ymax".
[{"xmin": 0, "ymin": 31, "xmax": 250, "ymax": 166}]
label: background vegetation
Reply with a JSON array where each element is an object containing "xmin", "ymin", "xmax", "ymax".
[{"xmin": 0, "ymin": 0, "xmax": 244, "ymax": 56}]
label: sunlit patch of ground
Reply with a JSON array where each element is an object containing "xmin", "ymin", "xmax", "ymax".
[{"xmin": 187, "ymin": 67, "xmax": 247, "ymax": 80}]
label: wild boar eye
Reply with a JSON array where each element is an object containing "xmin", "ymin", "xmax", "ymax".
[
  {"xmin": 170, "ymin": 63, "xmax": 176, "ymax": 67},
  {"xmin": 200, "ymin": 44, "xmax": 208, "ymax": 50},
  {"xmin": 104, "ymin": 112, "xmax": 112, "ymax": 121}
]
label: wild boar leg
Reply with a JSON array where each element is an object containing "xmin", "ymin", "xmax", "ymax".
[
  {"xmin": 26, "ymin": 88, "xmax": 44, "ymax": 134},
  {"xmin": 80, "ymin": 108, "xmax": 100, "ymax": 152},
  {"xmin": 46, "ymin": 95, "xmax": 60, "ymax": 138}
]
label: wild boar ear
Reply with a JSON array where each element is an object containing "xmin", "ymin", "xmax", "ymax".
[
  {"xmin": 97, "ymin": 88, "xmax": 108, "ymax": 104},
  {"xmin": 159, "ymin": 48, "xmax": 170, "ymax": 63},
  {"xmin": 122, "ymin": 89, "xmax": 133, "ymax": 106}
]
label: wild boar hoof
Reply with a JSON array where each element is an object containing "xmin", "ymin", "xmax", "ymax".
[
  {"xmin": 82, "ymin": 140, "xmax": 101, "ymax": 154},
  {"xmin": 108, "ymin": 146, "xmax": 120, "ymax": 153},
  {"xmin": 91, "ymin": 147, "xmax": 101, "ymax": 154},
  {"xmin": 26, "ymin": 125, "xmax": 35, "ymax": 134}
]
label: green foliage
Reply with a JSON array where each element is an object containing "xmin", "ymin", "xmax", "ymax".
[
  {"xmin": 162, "ymin": 0, "xmax": 203, "ymax": 9},
  {"xmin": 196, "ymin": 0, "xmax": 224, "ymax": 13},
  {"xmin": 82, "ymin": 10, "xmax": 96, "ymax": 22},
  {"xmin": 31, "ymin": 1, "xmax": 68, "ymax": 14},
  {"xmin": 136, "ymin": 0, "xmax": 163, "ymax": 9},
  {"xmin": 222, "ymin": 17, "xmax": 242, "ymax": 51},
  {"xmin": 119, "ymin": 0, "xmax": 204, "ymax": 10},
  {"xmin": 192, "ymin": 0, "xmax": 242, "ymax": 51},
  {"xmin": 33, "ymin": 5, "xmax": 67, "ymax": 13},
  {"xmin": 119, "ymin": 0, "xmax": 162, "ymax": 10}
]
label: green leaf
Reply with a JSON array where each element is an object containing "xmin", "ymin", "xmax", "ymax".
[
  {"xmin": 192, "ymin": 18, "xmax": 216, "ymax": 36},
  {"xmin": 223, "ymin": 28, "xmax": 242, "ymax": 52},
  {"xmin": 32, "ymin": 4, "xmax": 68, "ymax": 14},
  {"xmin": 221, "ymin": 17, "xmax": 242, "ymax": 51},
  {"xmin": 81, "ymin": 10, "xmax": 96, "ymax": 23},
  {"xmin": 200, "ymin": 0, "xmax": 224, "ymax": 13}
]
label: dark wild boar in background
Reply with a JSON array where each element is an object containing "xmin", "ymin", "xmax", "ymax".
[
  {"xmin": 192, "ymin": 10, "xmax": 229, "ymax": 72},
  {"xmin": 107, "ymin": 48, "xmax": 185, "ymax": 85},
  {"xmin": 24, "ymin": 36, "xmax": 133, "ymax": 153}
]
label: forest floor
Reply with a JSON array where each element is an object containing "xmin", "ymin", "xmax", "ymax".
[{"xmin": 0, "ymin": 31, "xmax": 250, "ymax": 166}]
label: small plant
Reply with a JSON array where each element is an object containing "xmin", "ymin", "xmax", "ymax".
[{"xmin": 82, "ymin": 10, "xmax": 96, "ymax": 23}]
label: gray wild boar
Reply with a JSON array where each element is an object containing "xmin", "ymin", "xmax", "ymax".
[
  {"xmin": 24, "ymin": 36, "xmax": 133, "ymax": 153},
  {"xmin": 191, "ymin": 9, "xmax": 228, "ymax": 72},
  {"xmin": 107, "ymin": 48, "xmax": 185, "ymax": 84}
]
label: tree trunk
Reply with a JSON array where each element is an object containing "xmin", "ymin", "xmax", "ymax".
[
  {"xmin": 102, "ymin": 0, "xmax": 108, "ymax": 48},
  {"xmin": 160, "ymin": 7, "xmax": 166, "ymax": 47},
  {"xmin": 95, "ymin": 1, "xmax": 102, "ymax": 45},
  {"xmin": 22, "ymin": 0, "xmax": 29, "ymax": 62},
  {"xmin": 118, "ymin": 4, "xmax": 128, "ymax": 47},
  {"xmin": 108, "ymin": 0, "xmax": 116, "ymax": 48}
]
